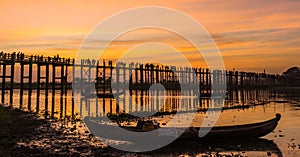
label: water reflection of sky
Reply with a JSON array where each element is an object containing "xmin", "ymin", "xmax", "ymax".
[
  {"xmin": 2, "ymin": 88, "xmax": 300, "ymax": 156},
  {"xmin": 81, "ymin": 88, "xmax": 300, "ymax": 156}
]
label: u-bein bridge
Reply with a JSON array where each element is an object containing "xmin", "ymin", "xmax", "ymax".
[{"xmin": 0, "ymin": 51, "xmax": 291, "ymax": 117}]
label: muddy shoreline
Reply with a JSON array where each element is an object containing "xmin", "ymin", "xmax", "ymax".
[
  {"xmin": 0, "ymin": 105, "xmax": 282, "ymax": 157},
  {"xmin": 0, "ymin": 105, "xmax": 109, "ymax": 156}
]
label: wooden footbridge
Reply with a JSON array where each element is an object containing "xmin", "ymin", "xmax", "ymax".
[{"xmin": 0, "ymin": 51, "xmax": 285, "ymax": 118}]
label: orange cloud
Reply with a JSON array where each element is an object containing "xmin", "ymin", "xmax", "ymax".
[{"xmin": 0, "ymin": 0, "xmax": 299, "ymax": 73}]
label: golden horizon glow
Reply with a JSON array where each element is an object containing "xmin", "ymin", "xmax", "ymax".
[{"xmin": 1, "ymin": 0, "xmax": 300, "ymax": 74}]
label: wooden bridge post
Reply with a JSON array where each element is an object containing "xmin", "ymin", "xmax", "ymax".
[
  {"xmin": 71, "ymin": 59, "xmax": 75, "ymax": 118},
  {"xmin": 240, "ymin": 72, "xmax": 245, "ymax": 88},
  {"xmin": 79, "ymin": 59, "xmax": 83, "ymax": 117},
  {"xmin": 28, "ymin": 57, "xmax": 33, "ymax": 111},
  {"xmin": 51, "ymin": 62, "xmax": 56, "ymax": 118},
  {"xmin": 188, "ymin": 67, "xmax": 192, "ymax": 85},
  {"xmin": 212, "ymin": 70, "xmax": 216, "ymax": 95},
  {"xmin": 19, "ymin": 62, "xmax": 24, "ymax": 108},
  {"xmin": 228, "ymin": 71, "xmax": 233, "ymax": 89},
  {"xmin": 60, "ymin": 59, "xmax": 65, "ymax": 118},
  {"xmin": 36, "ymin": 61, "xmax": 41, "ymax": 112},
  {"xmin": 109, "ymin": 61, "xmax": 113, "ymax": 113},
  {"xmin": 123, "ymin": 62, "xmax": 126, "ymax": 86},
  {"xmin": 129, "ymin": 63, "xmax": 133, "ymax": 87},
  {"xmin": 45, "ymin": 63, "xmax": 49, "ymax": 117},
  {"xmin": 197, "ymin": 68, "xmax": 201, "ymax": 91},
  {"xmin": 150, "ymin": 64, "xmax": 154, "ymax": 84},
  {"xmin": 155, "ymin": 65, "xmax": 159, "ymax": 83},
  {"xmin": 95, "ymin": 61, "xmax": 99, "ymax": 94},
  {"xmin": 102, "ymin": 60, "xmax": 106, "ymax": 113},
  {"xmin": 122, "ymin": 63, "xmax": 126, "ymax": 112},
  {"xmin": 235, "ymin": 71, "xmax": 239, "ymax": 88},
  {"xmin": 140, "ymin": 64, "xmax": 144, "ymax": 86},
  {"xmin": 109, "ymin": 61, "xmax": 113, "ymax": 93},
  {"xmin": 115, "ymin": 62, "xmax": 120, "ymax": 113},
  {"xmin": 145, "ymin": 64, "xmax": 149, "ymax": 85},
  {"xmin": 206, "ymin": 68, "xmax": 209, "ymax": 94},
  {"xmin": 1, "ymin": 64, "xmax": 6, "ymax": 104},
  {"xmin": 64, "ymin": 61, "xmax": 69, "ymax": 118},
  {"xmin": 135, "ymin": 63, "xmax": 138, "ymax": 85},
  {"xmin": 202, "ymin": 68, "xmax": 205, "ymax": 92},
  {"xmin": 9, "ymin": 54, "xmax": 15, "ymax": 106},
  {"xmin": 95, "ymin": 61, "xmax": 99, "ymax": 117}
]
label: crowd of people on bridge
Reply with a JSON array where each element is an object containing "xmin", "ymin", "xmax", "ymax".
[{"xmin": 0, "ymin": 51, "xmax": 73, "ymax": 64}]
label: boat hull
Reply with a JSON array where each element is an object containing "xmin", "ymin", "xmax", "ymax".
[{"xmin": 83, "ymin": 114, "xmax": 281, "ymax": 141}]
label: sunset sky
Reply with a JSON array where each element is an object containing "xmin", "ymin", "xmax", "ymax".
[{"xmin": 1, "ymin": 0, "xmax": 299, "ymax": 74}]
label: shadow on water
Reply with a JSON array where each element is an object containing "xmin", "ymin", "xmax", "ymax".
[
  {"xmin": 136, "ymin": 138, "xmax": 283, "ymax": 156},
  {"xmin": 101, "ymin": 138, "xmax": 283, "ymax": 156},
  {"xmin": 270, "ymin": 88, "xmax": 300, "ymax": 111},
  {"xmin": 271, "ymin": 87, "xmax": 300, "ymax": 102}
]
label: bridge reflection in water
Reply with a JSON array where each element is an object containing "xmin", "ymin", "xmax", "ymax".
[
  {"xmin": 79, "ymin": 89, "xmax": 273, "ymax": 118},
  {"xmin": 0, "ymin": 88, "xmax": 287, "ymax": 121}
]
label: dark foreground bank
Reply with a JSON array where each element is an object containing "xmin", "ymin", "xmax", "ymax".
[{"xmin": 0, "ymin": 105, "xmax": 109, "ymax": 156}]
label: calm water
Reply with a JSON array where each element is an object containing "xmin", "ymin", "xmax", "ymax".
[{"xmin": 1, "ymin": 88, "xmax": 300, "ymax": 156}]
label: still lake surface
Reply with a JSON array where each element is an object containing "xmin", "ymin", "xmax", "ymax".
[{"xmin": 1, "ymin": 88, "xmax": 300, "ymax": 156}]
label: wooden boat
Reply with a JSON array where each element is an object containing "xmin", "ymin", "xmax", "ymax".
[
  {"xmin": 83, "ymin": 114, "xmax": 281, "ymax": 141},
  {"xmin": 182, "ymin": 113, "xmax": 281, "ymax": 140}
]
